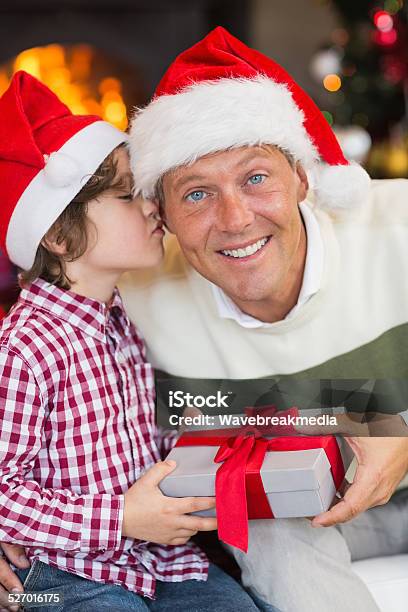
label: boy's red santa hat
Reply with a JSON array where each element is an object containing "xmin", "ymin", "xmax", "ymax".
[
  {"xmin": 0, "ymin": 71, "xmax": 126, "ymax": 270},
  {"xmin": 130, "ymin": 26, "xmax": 370, "ymax": 208}
]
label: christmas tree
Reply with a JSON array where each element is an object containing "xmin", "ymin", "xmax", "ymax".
[{"xmin": 310, "ymin": 0, "xmax": 407, "ymax": 177}]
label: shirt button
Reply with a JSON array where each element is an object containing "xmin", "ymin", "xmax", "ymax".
[{"xmin": 117, "ymin": 353, "xmax": 127, "ymax": 365}]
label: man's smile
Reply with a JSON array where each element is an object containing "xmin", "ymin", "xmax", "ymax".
[{"xmin": 217, "ymin": 235, "xmax": 272, "ymax": 260}]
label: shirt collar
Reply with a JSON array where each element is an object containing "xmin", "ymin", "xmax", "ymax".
[
  {"xmin": 211, "ymin": 201, "xmax": 324, "ymax": 328},
  {"xmin": 18, "ymin": 277, "xmax": 131, "ymax": 342}
]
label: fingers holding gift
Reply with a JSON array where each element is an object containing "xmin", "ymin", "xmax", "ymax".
[
  {"xmin": 312, "ymin": 461, "xmax": 388, "ymax": 527},
  {"xmin": 177, "ymin": 514, "xmax": 218, "ymax": 532},
  {"xmin": 174, "ymin": 495, "xmax": 216, "ymax": 515},
  {"xmin": 121, "ymin": 459, "xmax": 218, "ymax": 545},
  {"xmin": 167, "ymin": 528, "xmax": 199, "ymax": 546},
  {"xmin": 167, "ymin": 519, "xmax": 218, "ymax": 545}
]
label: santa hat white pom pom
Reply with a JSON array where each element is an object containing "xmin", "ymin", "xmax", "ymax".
[
  {"xmin": 43, "ymin": 151, "xmax": 82, "ymax": 188},
  {"xmin": 314, "ymin": 162, "xmax": 371, "ymax": 209}
]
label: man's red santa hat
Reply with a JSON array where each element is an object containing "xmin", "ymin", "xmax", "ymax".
[
  {"xmin": 0, "ymin": 71, "xmax": 126, "ymax": 270},
  {"xmin": 130, "ymin": 26, "xmax": 370, "ymax": 208}
]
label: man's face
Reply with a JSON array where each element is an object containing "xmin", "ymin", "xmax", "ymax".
[{"xmin": 162, "ymin": 146, "xmax": 308, "ymax": 304}]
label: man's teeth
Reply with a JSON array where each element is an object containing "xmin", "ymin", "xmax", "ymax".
[{"xmin": 221, "ymin": 237, "xmax": 269, "ymax": 258}]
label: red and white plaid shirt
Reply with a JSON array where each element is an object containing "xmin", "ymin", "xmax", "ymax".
[{"xmin": 0, "ymin": 278, "xmax": 208, "ymax": 598}]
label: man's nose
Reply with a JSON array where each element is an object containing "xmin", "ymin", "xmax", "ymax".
[{"xmin": 216, "ymin": 191, "xmax": 254, "ymax": 233}]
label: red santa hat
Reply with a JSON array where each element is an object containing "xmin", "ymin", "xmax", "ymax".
[
  {"xmin": 129, "ymin": 26, "xmax": 370, "ymax": 208},
  {"xmin": 0, "ymin": 71, "xmax": 126, "ymax": 270}
]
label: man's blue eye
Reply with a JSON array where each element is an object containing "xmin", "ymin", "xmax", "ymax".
[
  {"xmin": 186, "ymin": 191, "xmax": 206, "ymax": 202},
  {"xmin": 248, "ymin": 174, "xmax": 265, "ymax": 185}
]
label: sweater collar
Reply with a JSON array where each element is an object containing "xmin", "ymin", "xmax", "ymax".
[{"xmin": 18, "ymin": 277, "xmax": 130, "ymax": 342}]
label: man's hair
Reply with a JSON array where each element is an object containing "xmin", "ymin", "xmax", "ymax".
[
  {"xmin": 154, "ymin": 144, "xmax": 295, "ymax": 209},
  {"xmin": 20, "ymin": 144, "xmax": 126, "ymax": 290}
]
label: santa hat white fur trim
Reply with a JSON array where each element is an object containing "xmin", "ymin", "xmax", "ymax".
[
  {"xmin": 6, "ymin": 121, "xmax": 126, "ymax": 270},
  {"xmin": 314, "ymin": 162, "xmax": 371, "ymax": 209},
  {"xmin": 43, "ymin": 151, "xmax": 83, "ymax": 188},
  {"xmin": 130, "ymin": 76, "xmax": 320, "ymax": 198}
]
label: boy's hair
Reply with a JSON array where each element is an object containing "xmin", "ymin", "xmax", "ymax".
[{"xmin": 20, "ymin": 144, "xmax": 126, "ymax": 290}]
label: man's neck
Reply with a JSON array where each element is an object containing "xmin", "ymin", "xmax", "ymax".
[{"xmin": 229, "ymin": 270, "xmax": 305, "ymax": 324}]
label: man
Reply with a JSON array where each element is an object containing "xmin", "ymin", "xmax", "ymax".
[
  {"xmin": 1, "ymin": 26, "xmax": 408, "ymax": 612},
  {"xmin": 126, "ymin": 27, "xmax": 408, "ymax": 612}
]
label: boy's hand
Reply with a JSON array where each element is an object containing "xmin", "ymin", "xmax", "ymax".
[{"xmin": 122, "ymin": 460, "xmax": 217, "ymax": 545}]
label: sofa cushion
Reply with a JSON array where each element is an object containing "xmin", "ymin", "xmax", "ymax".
[{"xmin": 352, "ymin": 555, "xmax": 408, "ymax": 612}]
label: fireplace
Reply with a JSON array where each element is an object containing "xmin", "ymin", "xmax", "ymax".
[{"xmin": 0, "ymin": 0, "xmax": 250, "ymax": 105}]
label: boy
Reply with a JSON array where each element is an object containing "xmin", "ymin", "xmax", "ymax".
[{"xmin": 0, "ymin": 72, "xmax": 258, "ymax": 611}]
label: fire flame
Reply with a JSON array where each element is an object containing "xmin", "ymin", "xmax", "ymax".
[{"xmin": 0, "ymin": 44, "xmax": 128, "ymax": 131}]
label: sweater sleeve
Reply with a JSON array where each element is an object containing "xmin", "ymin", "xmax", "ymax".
[{"xmin": 0, "ymin": 348, "xmax": 124, "ymax": 552}]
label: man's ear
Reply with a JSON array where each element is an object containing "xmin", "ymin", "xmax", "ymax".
[
  {"xmin": 157, "ymin": 198, "xmax": 175, "ymax": 234},
  {"xmin": 157, "ymin": 174, "xmax": 177, "ymax": 234},
  {"xmin": 295, "ymin": 163, "xmax": 309, "ymax": 202}
]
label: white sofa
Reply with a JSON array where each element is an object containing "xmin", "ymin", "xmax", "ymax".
[{"xmin": 352, "ymin": 555, "xmax": 408, "ymax": 612}]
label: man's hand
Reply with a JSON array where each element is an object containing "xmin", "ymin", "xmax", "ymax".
[
  {"xmin": 312, "ymin": 437, "xmax": 408, "ymax": 527},
  {"xmin": 0, "ymin": 542, "xmax": 30, "ymax": 612},
  {"xmin": 122, "ymin": 460, "xmax": 217, "ymax": 545}
]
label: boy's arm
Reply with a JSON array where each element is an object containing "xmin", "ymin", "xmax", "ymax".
[{"xmin": 0, "ymin": 347, "xmax": 123, "ymax": 553}]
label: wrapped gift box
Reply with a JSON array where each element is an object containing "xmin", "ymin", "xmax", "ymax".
[
  {"xmin": 161, "ymin": 442, "xmax": 342, "ymax": 517},
  {"xmin": 160, "ymin": 419, "xmax": 353, "ymax": 551}
]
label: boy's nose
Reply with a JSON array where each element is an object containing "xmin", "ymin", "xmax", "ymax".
[{"xmin": 142, "ymin": 198, "xmax": 160, "ymax": 218}]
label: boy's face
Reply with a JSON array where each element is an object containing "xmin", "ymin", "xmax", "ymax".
[{"xmin": 83, "ymin": 147, "xmax": 164, "ymax": 273}]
